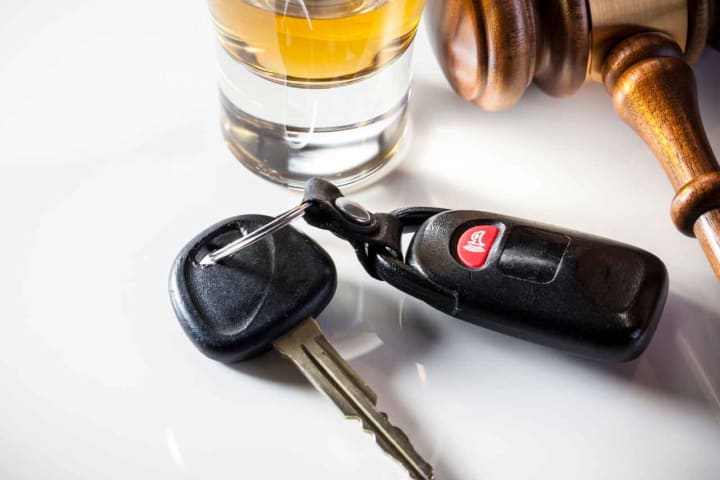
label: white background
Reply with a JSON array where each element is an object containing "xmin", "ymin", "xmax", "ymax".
[{"xmin": 1, "ymin": 1, "xmax": 719, "ymax": 479}]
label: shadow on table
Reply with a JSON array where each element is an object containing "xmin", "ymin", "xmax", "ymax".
[
  {"xmin": 224, "ymin": 279, "xmax": 437, "ymax": 385},
  {"xmin": 573, "ymin": 292, "xmax": 720, "ymax": 412},
  {"xmin": 230, "ymin": 161, "xmax": 720, "ymax": 412},
  {"xmin": 232, "ymin": 231, "xmax": 720, "ymax": 415},
  {"xmin": 693, "ymin": 50, "xmax": 720, "ymax": 132},
  {"xmin": 225, "ymin": 264, "xmax": 719, "ymax": 480},
  {"xmin": 226, "ymin": 279, "xmax": 467, "ymax": 480}
]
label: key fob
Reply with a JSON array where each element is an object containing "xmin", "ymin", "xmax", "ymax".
[
  {"xmin": 402, "ymin": 210, "xmax": 668, "ymax": 361},
  {"xmin": 169, "ymin": 215, "xmax": 337, "ymax": 363}
]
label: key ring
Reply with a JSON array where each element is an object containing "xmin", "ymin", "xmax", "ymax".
[
  {"xmin": 199, "ymin": 202, "xmax": 312, "ymax": 266},
  {"xmin": 199, "ymin": 180, "xmax": 434, "ymax": 267}
]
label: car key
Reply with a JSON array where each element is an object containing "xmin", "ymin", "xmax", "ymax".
[
  {"xmin": 169, "ymin": 215, "xmax": 434, "ymax": 480},
  {"xmin": 202, "ymin": 179, "xmax": 669, "ymax": 362}
]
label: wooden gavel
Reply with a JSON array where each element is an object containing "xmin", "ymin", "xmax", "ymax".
[{"xmin": 428, "ymin": 0, "xmax": 720, "ymax": 279}]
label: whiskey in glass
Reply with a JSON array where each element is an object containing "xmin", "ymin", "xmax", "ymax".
[{"xmin": 208, "ymin": 0, "xmax": 425, "ymax": 187}]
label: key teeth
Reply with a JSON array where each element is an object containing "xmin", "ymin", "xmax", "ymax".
[
  {"xmin": 344, "ymin": 412, "xmax": 435, "ymax": 480},
  {"xmin": 276, "ymin": 320, "xmax": 434, "ymax": 480}
]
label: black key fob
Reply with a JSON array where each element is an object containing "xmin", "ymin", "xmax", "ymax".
[
  {"xmin": 301, "ymin": 178, "xmax": 669, "ymax": 362},
  {"xmin": 401, "ymin": 210, "xmax": 668, "ymax": 361},
  {"xmin": 169, "ymin": 215, "xmax": 337, "ymax": 363}
]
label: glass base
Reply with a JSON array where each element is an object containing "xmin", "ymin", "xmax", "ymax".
[
  {"xmin": 220, "ymin": 92, "xmax": 409, "ymax": 189},
  {"xmin": 216, "ymin": 45, "xmax": 413, "ymax": 189}
]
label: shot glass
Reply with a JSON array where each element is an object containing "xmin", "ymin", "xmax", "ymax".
[{"xmin": 207, "ymin": 0, "xmax": 425, "ymax": 188}]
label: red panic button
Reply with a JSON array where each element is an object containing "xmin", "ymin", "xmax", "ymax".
[{"xmin": 456, "ymin": 225, "xmax": 500, "ymax": 268}]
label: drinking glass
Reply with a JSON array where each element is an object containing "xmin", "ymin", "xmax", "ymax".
[{"xmin": 207, "ymin": 0, "xmax": 425, "ymax": 188}]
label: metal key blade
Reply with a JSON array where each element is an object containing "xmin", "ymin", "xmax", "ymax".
[{"xmin": 273, "ymin": 318, "xmax": 434, "ymax": 480}]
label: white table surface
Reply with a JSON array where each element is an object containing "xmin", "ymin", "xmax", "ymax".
[{"xmin": 1, "ymin": 1, "xmax": 719, "ymax": 479}]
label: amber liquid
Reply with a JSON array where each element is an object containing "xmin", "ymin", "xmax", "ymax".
[{"xmin": 208, "ymin": 0, "xmax": 424, "ymax": 85}]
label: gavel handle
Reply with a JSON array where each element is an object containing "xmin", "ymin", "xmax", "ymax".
[{"xmin": 603, "ymin": 33, "xmax": 720, "ymax": 279}]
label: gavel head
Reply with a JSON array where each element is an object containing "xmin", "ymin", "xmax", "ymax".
[
  {"xmin": 428, "ymin": 0, "xmax": 719, "ymax": 111},
  {"xmin": 428, "ymin": 0, "xmax": 720, "ymax": 280}
]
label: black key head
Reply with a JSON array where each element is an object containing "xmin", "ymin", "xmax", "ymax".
[{"xmin": 169, "ymin": 215, "xmax": 337, "ymax": 363}]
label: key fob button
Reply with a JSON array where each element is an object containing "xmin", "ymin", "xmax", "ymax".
[
  {"xmin": 455, "ymin": 225, "xmax": 500, "ymax": 268},
  {"xmin": 497, "ymin": 227, "xmax": 569, "ymax": 283}
]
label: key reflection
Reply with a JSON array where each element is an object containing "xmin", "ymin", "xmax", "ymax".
[
  {"xmin": 165, "ymin": 427, "xmax": 189, "ymax": 473},
  {"xmin": 316, "ymin": 279, "xmax": 450, "ymax": 478},
  {"xmin": 415, "ymin": 363, "xmax": 428, "ymax": 384},
  {"xmin": 318, "ymin": 280, "xmax": 441, "ymax": 365},
  {"xmin": 677, "ymin": 331, "xmax": 720, "ymax": 422}
]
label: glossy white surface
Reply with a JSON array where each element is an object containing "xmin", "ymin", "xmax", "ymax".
[{"xmin": 1, "ymin": 1, "xmax": 719, "ymax": 479}]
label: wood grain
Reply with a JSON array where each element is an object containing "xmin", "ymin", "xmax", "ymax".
[
  {"xmin": 426, "ymin": 0, "xmax": 538, "ymax": 110},
  {"xmin": 686, "ymin": 0, "xmax": 712, "ymax": 62},
  {"xmin": 474, "ymin": 0, "xmax": 537, "ymax": 110},
  {"xmin": 427, "ymin": 0, "xmax": 720, "ymax": 278},
  {"xmin": 603, "ymin": 33, "xmax": 720, "ymax": 279},
  {"xmin": 533, "ymin": 0, "xmax": 590, "ymax": 97}
]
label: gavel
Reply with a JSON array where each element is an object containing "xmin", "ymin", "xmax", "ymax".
[{"xmin": 428, "ymin": 0, "xmax": 720, "ymax": 279}]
